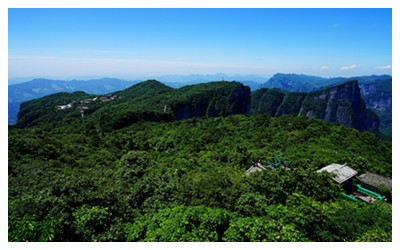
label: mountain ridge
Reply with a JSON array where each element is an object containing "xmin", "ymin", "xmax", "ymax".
[
  {"xmin": 9, "ymin": 73, "xmax": 392, "ymax": 136},
  {"xmin": 15, "ymin": 80, "xmax": 251, "ymax": 130},
  {"xmin": 8, "ymin": 76, "xmax": 262, "ymax": 124}
]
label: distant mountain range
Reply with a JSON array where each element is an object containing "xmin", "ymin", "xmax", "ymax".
[
  {"xmin": 260, "ymin": 73, "xmax": 392, "ymax": 92},
  {"xmin": 8, "ymin": 73, "xmax": 392, "ymax": 136},
  {"xmin": 151, "ymin": 73, "xmax": 268, "ymax": 86}
]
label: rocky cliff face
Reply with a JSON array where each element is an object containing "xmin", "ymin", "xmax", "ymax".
[
  {"xmin": 172, "ymin": 83, "xmax": 251, "ymax": 120},
  {"xmin": 364, "ymin": 96, "xmax": 392, "ymax": 111},
  {"xmin": 252, "ymin": 80, "xmax": 379, "ymax": 133},
  {"xmin": 300, "ymin": 80, "xmax": 379, "ymax": 132},
  {"xmin": 360, "ymin": 80, "xmax": 392, "ymax": 112},
  {"xmin": 173, "ymin": 102, "xmax": 208, "ymax": 120},
  {"xmin": 257, "ymin": 73, "xmax": 391, "ymax": 136},
  {"xmin": 227, "ymin": 85, "xmax": 251, "ymax": 115}
]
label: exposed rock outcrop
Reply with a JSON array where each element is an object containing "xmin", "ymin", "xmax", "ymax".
[
  {"xmin": 301, "ymin": 80, "xmax": 379, "ymax": 132},
  {"xmin": 252, "ymin": 80, "xmax": 379, "ymax": 132}
]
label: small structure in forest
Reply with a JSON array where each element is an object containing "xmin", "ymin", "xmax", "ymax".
[
  {"xmin": 317, "ymin": 163, "xmax": 387, "ymax": 204},
  {"xmin": 317, "ymin": 163, "xmax": 358, "ymax": 184},
  {"xmin": 57, "ymin": 103, "xmax": 73, "ymax": 110},
  {"xmin": 265, "ymin": 154, "xmax": 293, "ymax": 169},
  {"xmin": 244, "ymin": 163, "xmax": 267, "ymax": 176},
  {"xmin": 244, "ymin": 162, "xmax": 276, "ymax": 176},
  {"xmin": 244, "ymin": 154, "xmax": 293, "ymax": 176}
]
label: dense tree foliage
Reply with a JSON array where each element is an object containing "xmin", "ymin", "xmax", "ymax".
[{"xmin": 9, "ymin": 112, "xmax": 391, "ymax": 242}]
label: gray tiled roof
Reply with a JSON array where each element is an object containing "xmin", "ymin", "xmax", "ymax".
[
  {"xmin": 317, "ymin": 163, "xmax": 358, "ymax": 184},
  {"xmin": 244, "ymin": 163, "xmax": 270, "ymax": 176},
  {"xmin": 356, "ymin": 172, "xmax": 392, "ymax": 189}
]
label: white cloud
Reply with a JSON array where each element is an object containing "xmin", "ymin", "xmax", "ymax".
[
  {"xmin": 320, "ymin": 66, "xmax": 328, "ymax": 70},
  {"xmin": 340, "ymin": 65, "xmax": 357, "ymax": 70},
  {"xmin": 375, "ymin": 65, "xmax": 391, "ymax": 70}
]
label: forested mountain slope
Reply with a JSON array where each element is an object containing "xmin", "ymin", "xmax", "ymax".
[
  {"xmin": 8, "ymin": 75, "xmax": 261, "ymax": 124},
  {"xmin": 8, "ymin": 78, "xmax": 138, "ymax": 124},
  {"xmin": 15, "ymin": 80, "xmax": 251, "ymax": 130}
]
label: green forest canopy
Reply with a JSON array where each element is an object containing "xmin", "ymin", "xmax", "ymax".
[{"xmin": 8, "ymin": 113, "xmax": 392, "ymax": 242}]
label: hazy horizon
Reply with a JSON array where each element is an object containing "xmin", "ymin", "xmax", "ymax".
[
  {"xmin": 7, "ymin": 71, "xmax": 393, "ymax": 86},
  {"xmin": 9, "ymin": 8, "xmax": 392, "ymax": 79}
]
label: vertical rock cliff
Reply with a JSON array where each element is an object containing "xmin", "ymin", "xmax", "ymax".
[
  {"xmin": 300, "ymin": 80, "xmax": 379, "ymax": 132},
  {"xmin": 171, "ymin": 81, "xmax": 251, "ymax": 120},
  {"xmin": 252, "ymin": 80, "xmax": 379, "ymax": 132}
]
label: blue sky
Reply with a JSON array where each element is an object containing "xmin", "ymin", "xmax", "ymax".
[{"xmin": 8, "ymin": 8, "xmax": 392, "ymax": 79}]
